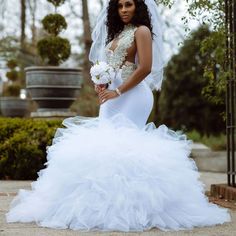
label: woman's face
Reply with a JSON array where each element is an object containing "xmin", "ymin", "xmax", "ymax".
[{"xmin": 117, "ymin": 0, "xmax": 136, "ymax": 24}]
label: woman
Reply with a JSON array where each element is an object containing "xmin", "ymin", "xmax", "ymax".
[
  {"xmin": 97, "ymin": 0, "xmax": 154, "ymax": 129},
  {"xmin": 6, "ymin": 0, "xmax": 231, "ymax": 232}
]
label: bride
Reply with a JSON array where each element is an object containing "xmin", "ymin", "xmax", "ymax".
[{"xmin": 6, "ymin": 0, "xmax": 231, "ymax": 232}]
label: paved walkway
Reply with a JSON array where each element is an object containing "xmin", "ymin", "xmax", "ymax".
[{"xmin": 0, "ymin": 172, "xmax": 236, "ymax": 236}]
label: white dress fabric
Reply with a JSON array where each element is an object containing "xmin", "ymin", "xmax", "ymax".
[{"xmin": 6, "ymin": 25, "xmax": 231, "ymax": 232}]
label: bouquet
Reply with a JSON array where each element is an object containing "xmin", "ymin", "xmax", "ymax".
[{"xmin": 90, "ymin": 61, "xmax": 115, "ymax": 89}]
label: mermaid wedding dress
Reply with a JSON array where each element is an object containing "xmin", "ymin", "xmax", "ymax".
[{"xmin": 6, "ymin": 24, "xmax": 231, "ymax": 232}]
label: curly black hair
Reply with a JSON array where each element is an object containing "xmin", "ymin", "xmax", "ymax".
[{"xmin": 106, "ymin": 0, "xmax": 153, "ymax": 44}]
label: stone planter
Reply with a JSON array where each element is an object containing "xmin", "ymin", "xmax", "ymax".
[
  {"xmin": 0, "ymin": 97, "xmax": 30, "ymax": 117},
  {"xmin": 25, "ymin": 66, "xmax": 82, "ymax": 117}
]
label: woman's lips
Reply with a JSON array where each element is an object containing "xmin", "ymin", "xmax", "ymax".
[{"xmin": 122, "ymin": 15, "xmax": 129, "ymax": 19}]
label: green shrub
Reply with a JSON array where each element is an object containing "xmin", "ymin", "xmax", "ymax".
[
  {"xmin": 187, "ymin": 130, "xmax": 226, "ymax": 151},
  {"xmin": 4, "ymin": 59, "xmax": 22, "ymax": 97},
  {"xmin": 3, "ymin": 84, "xmax": 21, "ymax": 96},
  {"xmin": 6, "ymin": 59, "xmax": 17, "ymax": 70},
  {"xmin": 37, "ymin": 0, "xmax": 70, "ymax": 66},
  {"xmin": 6, "ymin": 70, "xmax": 19, "ymax": 82},
  {"xmin": 37, "ymin": 36, "xmax": 71, "ymax": 66},
  {"xmin": 0, "ymin": 118, "xmax": 62, "ymax": 180},
  {"xmin": 42, "ymin": 14, "xmax": 67, "ymax": 36}
]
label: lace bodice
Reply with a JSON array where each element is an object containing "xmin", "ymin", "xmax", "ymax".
[{"xmin": 105, "ymin": 24, "xmax": 137, "ymax": 81}]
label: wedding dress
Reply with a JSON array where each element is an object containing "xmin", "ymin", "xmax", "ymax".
[{"xmin": 6, "ymin": 24, "xmax": 231, "ymax": 232}]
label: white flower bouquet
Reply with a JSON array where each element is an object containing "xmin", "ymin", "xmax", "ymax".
[{"xmin": 90, "ymin": 61, "xmax": 115, "ymax": 88}]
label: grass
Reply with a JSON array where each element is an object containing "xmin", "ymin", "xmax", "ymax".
[{"xmin": 186, "ymin": 130, "xmax": 226, "ymax": 151}]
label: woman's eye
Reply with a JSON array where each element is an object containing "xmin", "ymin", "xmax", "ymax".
[{"xmin": 125, "ymin": 3, "xmax": 133, "ymax": 7}]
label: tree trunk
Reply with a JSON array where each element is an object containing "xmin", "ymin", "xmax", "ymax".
[
  {"xmin": 27, "ymin": 0, "xmax": 37, "ymax": 46},
  {"xmin": 82, "ymin": 0, "xmax": 92, "ymax": 86},
  {"xmin": 20, "ymin": 0, "xmax": 26, "ymax": 49}
]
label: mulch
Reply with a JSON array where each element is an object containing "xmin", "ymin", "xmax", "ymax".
[{"xmin": 206, "ymin": 191, "xmax": 236, "ymax": 210}]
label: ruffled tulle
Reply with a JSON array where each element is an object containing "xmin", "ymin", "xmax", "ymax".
[{"xmin": 6, "ymin": 114, "xmax": 231, "ymax": 232}]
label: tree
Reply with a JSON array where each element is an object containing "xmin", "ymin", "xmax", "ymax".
[
  {"xmin": 27, "ymin": 0, "xmax": 37, "ymax": 46},
  {"xmin": 81, "ymin": 0, "xmax": 92, "ymax": 86},
  {"xmin": 0, "ymin": 36, "xmax": 19, "ymax": 60},
  {"xmin": 67, "ymin": 0, "xmax": 99, "ymax": 116},
  {"xmin": 158, "ymin": 26, "xmax": 225, "ymax": 136},
  {"xmin": 68, "ymin": 0, "xmax": 92, "ymax": 86},
  {"xmin": 20, "ymin": 0, "xmax": 26, "ymax": 49},
  {"xmin": 179, "ymin": 0, "xmax": 226, "ymax": 107}
]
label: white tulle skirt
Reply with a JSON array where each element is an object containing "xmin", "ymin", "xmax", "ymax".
[{"xmin": 6, "ymin": 78, "xmax": 231, "ymax": 232}]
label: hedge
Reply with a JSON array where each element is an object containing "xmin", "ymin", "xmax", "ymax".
[{"xmin": 0, "ymin": 118, "xmax": 62, "ymax": 180}]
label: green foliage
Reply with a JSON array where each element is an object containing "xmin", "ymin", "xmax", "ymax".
[
  {"xmin": 0, "ymin": 35, "xmax": 40, "ymax": 73},
  {"xmin": 6, "ymin": 70, "xmax": 18, "ymax": 82},
  {"xmin": 186, "ymin": 0, "xmax": 224, "ymax": 30},
  {"xmin": 0, "ymin": 36, "xmax": 19, "ymax": 61},
  {"xmin": 158, "ymin": 26, "xmax": 225, "ymax": 136},
  {"xmin": 3, "ymin": 84, "xmax": 21, "ymax": 96},
  {"xmin": 6, "ymin": 59, "xmax": 19, "ymax": 82},
  {"xmin": 37, "ymin": 36, "xmax": 71, "ymax": 66},
  {"xmin": 181, "ymin": 0, "xmax": 226, "ymax": 107},
  {"xmin": 42, "ymin": 14, "xmax": 67, "ymax": 36},
  {"xmin": 187, "ymin": 130, "xmax": 226, "ymax": 151},
  {"xmin": 200, "ymin": 28, "xmax": 226, "ymax": 107},
  {"xmin": 0, "ymin": 118, "xmax": 62, "ymax": 180},
  {"xmin": 156, "ymin": 0, "xmax": 174, "ymax": 8},
  {"xmin": 7, "ymin": 59, "xmax": 17, "ymax": 69},
  {"xmin": 4, "ymin": 59, "xmax": 22, "ymax": 96},
  {"xmin": 155, "ymin": 1, "xmax": 226, "ymax": 107},
  {"xmin": 47, "ymin": 0, "xmax": 65, "ymax": 7}
]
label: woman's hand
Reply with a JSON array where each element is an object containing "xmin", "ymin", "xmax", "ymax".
[
  {"xmin": 98, "ymin": 89, "xmax": 118, "ymax": 104},
  {"xmin": 94, "ymin": 84, "xmax": 100, "ymax": 94},
  {"xmin": 94, "ymin": 84, "xmax": 107, "ymax": 94}
]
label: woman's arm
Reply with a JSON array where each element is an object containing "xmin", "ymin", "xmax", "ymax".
[
  {"xmin": 117, "ymin": 25, "xmax": 152, "ymax": 94},
  {"xmin": 98, "ymin": 25, "xmax": 152, "ymax": 103}
]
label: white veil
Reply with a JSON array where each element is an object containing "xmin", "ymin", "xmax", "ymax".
[{"xmin": 89, "ymin": 0, "xmax": 166, "ymax": 91}]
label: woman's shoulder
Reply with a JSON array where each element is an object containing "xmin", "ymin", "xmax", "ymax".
[{"xmin": 134, "ymin": 25, "xmax": 151, "ymax": 37}]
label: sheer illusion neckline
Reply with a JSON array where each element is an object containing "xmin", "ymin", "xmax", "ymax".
[
  {"xmin": 108, "ymin": 24, "xmax": 136, "ymax": 53},
  {"xmin": 105, "ymin": 24, "xmax": 137, "ymax": 70},
  {"xmin": 108, "ymin": 38, "xmax": 120, "ymax": 54}
]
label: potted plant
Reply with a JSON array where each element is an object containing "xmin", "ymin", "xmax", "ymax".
[
  {"xmin": 0, "ymin": 59, "xmax": 29, "ymax": 117},
  {"xmin": 25, "ymin": 0, "xmax": 82, "ymax": 117}
]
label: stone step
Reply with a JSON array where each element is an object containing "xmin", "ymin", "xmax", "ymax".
[{"xmin": 191, "ymin": 143, "xmax": 230, "ymax": 173}]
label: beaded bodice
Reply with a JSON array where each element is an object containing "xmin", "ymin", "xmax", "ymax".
[{"xmin": 105, "ymin": 24, "xmax": 137, "ymax": 81}]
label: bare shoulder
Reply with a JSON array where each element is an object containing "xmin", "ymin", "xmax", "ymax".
[{"xmin": 135, "ymin": 25, "xmax": 151, "ymax": 37}]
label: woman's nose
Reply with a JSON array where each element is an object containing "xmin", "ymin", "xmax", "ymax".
[{"xmin": 121, "ymin": 6, "xmax": 127, "ymax": 12}]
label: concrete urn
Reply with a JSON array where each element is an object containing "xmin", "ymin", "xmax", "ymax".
[{"xmin": 25, "ymin": 66, "xmax": 83, "ymax": 117}]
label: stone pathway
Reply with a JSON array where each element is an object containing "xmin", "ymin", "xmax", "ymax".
[{"xmin": 0, "ymin": 172, "xmax": 236, "ymax": 236}]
